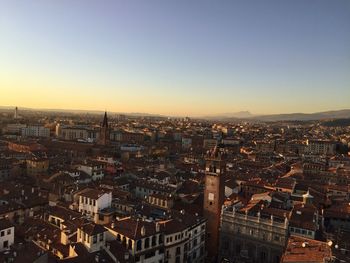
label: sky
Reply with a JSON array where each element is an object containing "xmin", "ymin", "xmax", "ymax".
[{"xmin": 0, "ymin": 0, "xmax": 349, "ymax": 116}]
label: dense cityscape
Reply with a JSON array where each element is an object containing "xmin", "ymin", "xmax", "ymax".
[
  {"xmin": 0, "ymin": 107, "xmax": 349, "ymax": 262},
  {"xmin": 1, "ymin": 1, "xmax": 350, "ymax": 262}
]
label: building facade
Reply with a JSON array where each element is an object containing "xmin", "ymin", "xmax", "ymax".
[
  {"xmin": 0, "ymin": 219, "xmax": 14, "ymax": 252},
  {"xmin": 219, "ymin": 205, "xmax": 289, "ymax": 263},
  {"xmin": 21, "ymin": 125, "xmax": 50, "ymax": 138}
]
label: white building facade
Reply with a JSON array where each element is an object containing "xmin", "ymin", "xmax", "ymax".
[{"xmin": 0, "ymin": 219, "xmax": 14, "ymax": 252}]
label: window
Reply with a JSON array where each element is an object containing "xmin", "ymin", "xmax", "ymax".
[
  {"xmin": 193, "ymin": 238, "xmax": 197, "ymax": 247},
  {"xmin": 159, "ymin": 235, "xmax": 163, "ymax": 244},
  {"xmin": 176, "ymin": 247, "xmax": 181, "ymax": 255},
  {"xmin": 7, "ymin": 229, "xmax": 12, "ymax": 235},
  {"xmin": 236, "ymin": 244, "xmax": 241, "ymax": 254},
  {"xmin": 3, "ymin": 240, "xmax": 8, "ymax": 248},
  {"xmin": 93, "ymin": 235, "xmax": 97, "ymax": 244},
  {"xmin": 136, "ymin": 240, "xmax": 142, "ymax": 251},
  {"xmin": 152, "ymin": 236, "xmax": 157, "ymax": 246},
  {"xmin": 223, "ymin": 239, "xmax": 229, "ymax": 250},
  {"xmin": 99, "ymin": 233, "xmax": 104, "ymax": 241},
  {"xmin": 0, "ymin": 231, "xmax": 4, "ymax": 237},
  {"xmin": 145, "ymin": 237, "xmax": 150, "ymax": 249}
]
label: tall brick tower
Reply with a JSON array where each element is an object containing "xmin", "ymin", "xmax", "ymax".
[
  {"xmin": 203, "ymin": 145, "xmax": 226, "ymax": 260},
  {"xmin": 99, "ymin": 111, "xmax": 109, "ymax": 146}
]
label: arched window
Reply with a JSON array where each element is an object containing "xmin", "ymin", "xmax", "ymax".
[{"xmin": 128, "ymin": 239, "xmax": 132, "ymax": 250}]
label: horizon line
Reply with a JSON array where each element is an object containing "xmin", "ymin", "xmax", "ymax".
[{"xmin": 1, "ymin": 105, "xmax": 350, "ymax": 118}]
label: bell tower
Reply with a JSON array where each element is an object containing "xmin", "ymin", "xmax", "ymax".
[
  {"xmin": 203, "ymin": 146, "xmax": 226, "ymax": 260},
  {"xmin": 99, "ymin": 111, "xmax": 109, "ymax": 146}
]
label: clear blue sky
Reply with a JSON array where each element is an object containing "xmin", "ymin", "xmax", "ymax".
[{"xmin": 1, "ymin": 0, "xmax": 349, "ymax": 116}]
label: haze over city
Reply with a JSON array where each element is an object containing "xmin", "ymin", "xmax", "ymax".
[{"xmin": 1, "ymin": 0, "xmax": 350, "ymax": 116}]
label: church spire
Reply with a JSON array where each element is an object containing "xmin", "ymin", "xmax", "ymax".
[
  {"xmin": 99, "ymin": 111, "xmax": 110, "ymax": 146},
  {"xmin": 102, "ymin": 111, "xmax": 108, "ymax": 128}
]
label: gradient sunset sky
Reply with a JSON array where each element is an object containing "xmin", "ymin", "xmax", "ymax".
[{"xmin": 1, "ymin": 0, "xmax": 349, "ymax": 116}]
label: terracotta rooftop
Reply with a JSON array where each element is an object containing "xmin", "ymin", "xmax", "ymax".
[{"xmin": 281, "ymin": 235, "xmax": 332, "ymax": 263}]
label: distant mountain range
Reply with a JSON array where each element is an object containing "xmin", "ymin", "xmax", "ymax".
[
  {"xmin": 1, "ymin": 106, "xmax": 350, "ymax": 121},
  {"xmin": 205, "ymin": 109, "xmax": 350, "ymax": 121},
  {"xmin": 252, "ymin": 109, "xmax": 350, "ymax": 121}
]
